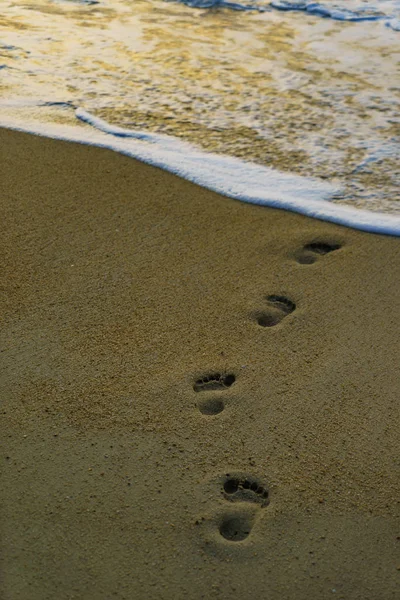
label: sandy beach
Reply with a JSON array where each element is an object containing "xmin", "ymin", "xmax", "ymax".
[{"xmin": 1, "ymin": 128, "xmax": 399, "ymax": 599}]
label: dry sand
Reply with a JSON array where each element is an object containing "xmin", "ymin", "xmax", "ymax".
[{"xmin": 1, "ymin": 128, "xmax": 399, "ymax": 599}]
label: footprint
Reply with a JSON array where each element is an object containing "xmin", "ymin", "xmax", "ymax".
[
  {"xmin": 222, "ymin": 473, "xmax": 269, "ymax": 507},
  {"xmin": 218, "ymin": 474, "xmax": 269, "ymax": 542},
  {"xmin": 196, "ymin": 473, "xmax": 270, "ymax": 546},
  {"xmin": 193, "ymin": 373, "xmax": 235, "ymax": 393},
  {"xmin": 253, "ymin": 294, "xmax": 296, "ymax": 328},
  {"xmin": 296, "ymin": 241, "xmax": 341, "ymax": 264}
]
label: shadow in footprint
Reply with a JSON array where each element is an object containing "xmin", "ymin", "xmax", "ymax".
[
  {"xmin": 219, "ymin": 512, "xmax": 254, "ymax": 542},
  {"xmin": 223, "ymin": 474, "xmax": 269, "ymax": 507},
  {"xmin": 254, "ymin": 294, "xmax": 296, "ymax": 328},
  {"xmin": 197, "ymin": 397, "xmax": 225, "ymax": 416},
  {"xmin": 193, "ymin": 373, "xmax": 235, "ymax": 393},
  {"xmin": 296, "ymin": 241, "xmax": 341, "ymax": 264}
]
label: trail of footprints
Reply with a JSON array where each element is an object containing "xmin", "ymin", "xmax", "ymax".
[{"xmin": 191, "ymin": 240, "xmax": 341, "ymax": 543}]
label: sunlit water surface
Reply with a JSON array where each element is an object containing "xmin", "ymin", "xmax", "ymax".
[{"xmin": 1, "ymin": 0, "xmax": 399, "ymax": 213}]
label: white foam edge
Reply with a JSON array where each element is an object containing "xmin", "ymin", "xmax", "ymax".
[{"xmin": 1, "ymin": 107, "xmax": 399, "ymax": 236}]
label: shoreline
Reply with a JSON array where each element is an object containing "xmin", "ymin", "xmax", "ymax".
[
  {"xmin": 1, "ymin": 116, "xmax": 400, "ymax": 236},
  {"xmin": 1, "ymin": 128, "xmax": 399, "ymax": 599}
]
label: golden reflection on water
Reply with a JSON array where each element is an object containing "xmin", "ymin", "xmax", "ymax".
[{"xmin": 1, "ymin": 0, "xmax": 399, "ymax": 212}]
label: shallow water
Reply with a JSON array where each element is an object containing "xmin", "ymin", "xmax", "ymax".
[{"xmin": 1, "ymin": 0, "xmax": 399, "ymax": 215}]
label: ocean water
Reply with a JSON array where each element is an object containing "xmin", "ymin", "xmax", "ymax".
[{"xmin": 1, "ymin": 0, "xmax": 400, "ymax": 232}]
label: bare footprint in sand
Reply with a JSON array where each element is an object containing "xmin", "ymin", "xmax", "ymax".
[
  {"xmin": 197, "ymin": 473, "xmax": 270, "ymax": 544},
  {"xmin": 296, "ymin": 241, "xmax": 342, "ymax": 265},
  {"xmin": 193, "ymin": 373, "xmax": 236, "ymax": 416},
  {"xmin": 253, "ymin": 294, "xmax": 296, "ymax": 328},
  {"xmin": 217, "ymin": 473, "xmax": 270, "ymax": 542}
]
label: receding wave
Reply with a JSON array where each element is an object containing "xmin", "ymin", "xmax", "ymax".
[
  {"xmin": 1, "ymin": 0, "xmax": 399, "ymax": 219},
  {"xmin": 1, "ymin": 108, "xmax": 400, "ymax": 236}
]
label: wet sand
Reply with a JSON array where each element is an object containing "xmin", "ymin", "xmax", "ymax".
[{"xmin": 1, "ymin": 128, "xmax": 399, "ymax": 600}]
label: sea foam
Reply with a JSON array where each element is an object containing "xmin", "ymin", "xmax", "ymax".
[{"xmin": 1, "ymin": 108, "xmax": 400, "ymax": 237}]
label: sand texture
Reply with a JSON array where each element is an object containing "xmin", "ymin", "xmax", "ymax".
[{"xmin": 1, "ymin": 129, "xmax": 399, "ymax": 599}]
